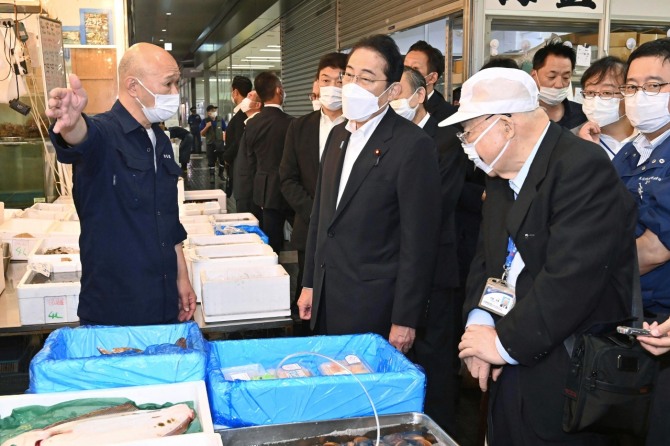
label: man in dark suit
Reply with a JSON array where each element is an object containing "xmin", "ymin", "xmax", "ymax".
[
  {"xmin": 404, "ymin": 40, "xmax": 457, "ymax": 123},
  {"xmin": 234, "ymin": 90, "xmax": 262, "ymax": 218},
  {"xmin": 390, "ymin": 65, "xmax": 466, "ymax": 433},
  {"xmin": 243, "ymin": 72, "xmax": 293, "ymax": 253},
  {"xmin": 280, "ymin": 52, "xmax": 347, "ymax": 308},
  {"xmin": 298, "ymin": 34, "xmax": 441, "ymax": 353},
  {"xmin": 450, "ymin": 68, "xmax": 636, "ymax": 444},
  {"xmin": 221, "ymin": 75, "xmax": 252, "ymax": 196}
]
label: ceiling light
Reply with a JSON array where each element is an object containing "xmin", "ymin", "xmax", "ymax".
[
  {"xmin": 166, "ymin": 12, "xmax": 171, "ymax": 15},
  {"xmin": 164, "ymin": 42, "xmax": 172, "ymax": 51},
  {"xmin": 267, "ymin": 45, "xmax": 280, "ymax": 48},
  {"xmin": 231, "ymin": 64, "xmax": 275, "ymax": 69},
  {"xmin": 243, "ymin": 56, "xmax": 281, "ymax": 60},
  {"xmin": 259, "ymin": 49, "xmax": 281, "ymax": 52},
  {"xmin": 162, "ymin": 29, "xmax": 167, "ymax": 32},
  {"xmin": 159, "ymin": 38, "xmax": 164, "ymax": 42}
]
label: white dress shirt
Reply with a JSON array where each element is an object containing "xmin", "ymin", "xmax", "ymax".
[
  {"xmin": 633, "ymin": 127, "xmax": 670, "ymax": 166},
  {"xmin": 599, "ymin": 132, "xmax": 637, "ymax": 160},
  {"xmin": 336, "ymin": 107, "xmax": 388, "ymax": 207},
  {"xmin": 146, "ymin": 127, "xmax": 157, "ymax": 172},
  {"xmin": 319, "ymin": 110, "xmax": 346, "ymax": 160},
  {"xmin": 416, "ymin": 111, "xmax": 431, "ymax": 129}
]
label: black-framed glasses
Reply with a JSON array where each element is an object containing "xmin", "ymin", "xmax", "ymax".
[
  {"xmin": 339, "ymin": 71, "xmax": 387, "ymax": 87},
  {"xmin": 580, "ymin": 90, "xmax": 621, "ymax": 100},
  {"xmin": 308, "ymin": 93, "xmax": 318, "ymax": 101},
  {"xmin": 619, "ymin": 82, "xmax": 670, "ymax": 97},
  {"xmin": 456, "ymin": 114, "xmax": 511, "ymax": 144}
]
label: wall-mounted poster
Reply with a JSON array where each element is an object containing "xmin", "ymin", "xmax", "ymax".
[
  {"xmin": 62, "ymin": 26, "xmax": 80, "ymax": 45},
  {"xmin": 80, "ymin": 8, "xmax": 114, "ymax": 45}
]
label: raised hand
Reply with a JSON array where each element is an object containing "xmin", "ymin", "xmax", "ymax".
[{"xmin": 47, "ymin": 74, "xmax": 88, "ymax": 139}]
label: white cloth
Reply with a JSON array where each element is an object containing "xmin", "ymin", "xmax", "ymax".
[
  {"xmin": 336, "ymin": 107, "xmax": 389, "ymax": 207},
  {"xmin": 146, "ymin": 128, "xmax": 157, "ymax": 172},
  {"xmin": 416, "ymin": 111, "xmax": 431, "ymax": 129},
  {"xmin": 320, "ymin": 110, "xmax": 346, "ymax": 160}
]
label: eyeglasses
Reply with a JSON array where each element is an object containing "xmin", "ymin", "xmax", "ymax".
[
  {"xmin": 456, "ymin": 114, "xmax": 511, "ymax": 144},
  {"xmin": 618, "ymin": 82, "xmax": 670, "ymax": 97},
  {"xmin": 308, "ymin": 93, "xmax": 319, "ymax": 101},
  {"xmin": 339, "ymin": 71, "xmax": 387, "ymax": 87},
  {"xmin": 580, "ymin": 90, "xmax": 621, "ymax": 100}
]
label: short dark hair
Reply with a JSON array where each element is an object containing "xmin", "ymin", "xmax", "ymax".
[
  {"xmin": 315, "ymin": 52, "xmax": 347, "ymax": 80},
  {"xmin": 254, "ymin": 71, "xmax": 281, "ymax": 103},
  {"xmin": 402, "ymin": 66, "xmax": 426, "ymax": 92},
  {"xmin": 407, "ymin": 40, "xmax": 445, "ymax": 79},
  {"xmin": 580, "ymin": 56, "xmax": 626, "ymax": 88},
  {"xmin": 232, "ymin": 75, "xmax": 252, "ymax": 97},
  {"xmin": 481, "ymin": 57, "xmax": 519, "ymax": 70},
  {"xmin": 350, "ymin": 34, "xmax": 403, "ymax": 86},
  {"xmin": 626, "ymin": 38, "xmax": 670, "ymax": 78},
  {"xmin": 533, "ymin": 41, "xmax": 577, "ymax": 71}
]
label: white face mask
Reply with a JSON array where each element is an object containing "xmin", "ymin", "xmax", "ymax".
[
  {"xmin": 625, "ymin": 92, "xmax": 670, "ymax": 134},
  {"xmin": 390, "ymin": 90, "xmax": 419, "ymax": 121},
  {"xmin": 461, "ymin": 117, "xmax": 510, "ymax": 175},
  {"xmin": 240, "ymin": 98, "xmax": 253, "ymax": 113},
  {"xmin": 582, "ymin": 97, "xmax": 623, "ymax": 128},
  {"xmin": 538, "ymin": 85, "xmax": 570, "ymax": 106},
  {"xmin": 318, "ymin": 86, "xmax": 342, "ymax": 111},
  {"xmin": 135, "ymin": 78, "xmax": 179, "ymax": 123},
  {"xmin": 312, "ymin": 99, "xmax": 322, "ymax": 111},
  {"xmin": 342, "ymin": 82, "xmax": 393, "ymax": 122},
  {"xmin": 209, "ymin": 111, "xmax": 218, "ymax": 118}
]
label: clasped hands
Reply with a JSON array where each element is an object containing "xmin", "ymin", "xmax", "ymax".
[{"xmin": 458, "ymin": 324, "xmax": 507, "ymax": 391}]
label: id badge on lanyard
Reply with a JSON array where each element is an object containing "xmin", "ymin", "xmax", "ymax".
[{"xmin": 479, "ymin": 237, "xmax": 517, "ymax": 317}]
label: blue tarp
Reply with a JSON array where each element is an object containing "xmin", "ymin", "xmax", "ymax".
[
  {"xmin": 206, "ymin": 333, "xmax": 425, "ymax": 427},
  {"xmin": 29, "ymin": 322, "xmax": 207, "ymax": 393}
]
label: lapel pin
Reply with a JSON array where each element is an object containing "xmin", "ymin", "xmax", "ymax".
[{"xmin": 374, "ymin": 149, "xmax": 382, "ymax": 166}]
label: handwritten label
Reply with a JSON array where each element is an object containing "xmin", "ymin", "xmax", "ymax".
[
  {"xmin": 29, "ymin": 262, "xmax": 52, "ymax": 278},
  {"xmin": 576, "ymin": 45, "xmax": 592, "ymax": 67},
  {"xmin": 13, "ymin": 239, "xmax": 32, "ymax": 258},
  {"xmin": 45, "ymin": 296, "xmax": 67, "ymax": 321}
]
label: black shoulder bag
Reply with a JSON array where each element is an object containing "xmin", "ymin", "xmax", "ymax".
[{"xmin": 562, "ymin": 256, "xmax": 660, "ymax": 437}]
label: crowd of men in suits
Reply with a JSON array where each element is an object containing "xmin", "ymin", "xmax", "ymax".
[{"xmin": 219, "ymin": 35, "xmax": 670, "ymax": 445}]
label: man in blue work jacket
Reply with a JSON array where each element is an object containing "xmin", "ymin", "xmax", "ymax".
[{"xmin": 46, "ymin": 42, "xmax": 196, "ymax": 326}]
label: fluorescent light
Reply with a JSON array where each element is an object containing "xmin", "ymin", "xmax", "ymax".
[
  {"xmin": 267, "ymin": 45, "xmax": 280, "ymax": 48},
  {"xmin": 162, "ymin": 29, "xmax": 167, "ymax": 32},
  {"xmin": 164, "ymin": 42, "xmax": 172, "ymax": 51},
  {"xmin": 159, "ymin": 38, "xmax": 164, "ymax": 42},
  {"xmin": 259, "ymin": 48, "xmax": 280, "ymax": 52},
  {"xmin": 166, "ymin": 12, "xmax": 171, "ymax": 15},
  {"xmin": 231, "ymin": 64, "xmax": 275, "ymax": 69},
  {"xmin": 242, "ymin": 56, "xmax": 281, "ymax": 60}
]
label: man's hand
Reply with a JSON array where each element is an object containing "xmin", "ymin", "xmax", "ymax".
[
  {"xmin": 389, "ymin": 324, "xmax": 415, "ymax": 354},
  {"xmin": 46, "ymin": 74, "xmax": 88, "ymax": 140},
  {"xmin": 297, "ymin": 287, "xmax": 313, "ymax": 320},
  {"xmin": 459, "ymin": 324, "xmax": 507, "ymax": 366},
  {"xmin": 577, "ymin": 121, "xmax": 601, "ymax": 144},
  {"xmin": 177, "ymin": 276, "xmax": 196, "ymax": 322},
  {"xmin": 463, "ymin": 356, "xmax": 503, "ymax": 391},
  {"xmin": 200, "ymin": 121, "xmax": 212, "ymax": 136},
  {"xmin": 638, "ymin": 318, "xmax": 670, "ymax": 356}
]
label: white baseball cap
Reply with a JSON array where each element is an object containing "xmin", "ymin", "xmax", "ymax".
[{"xmin": 439, "ymin": 67, "xmax": 539, "ymax": 127}]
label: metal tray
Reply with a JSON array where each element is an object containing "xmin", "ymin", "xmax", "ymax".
[{"xmin": 216, "ymin": 412, "xmax": 459, "ymax": 445}]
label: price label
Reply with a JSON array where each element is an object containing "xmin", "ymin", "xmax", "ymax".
[
  {"xmin": 45, "ymin": 296, "xmax": 67, "ymax": 321},
  {"xmin": 576, "ymin": 45, "xmax": 592, "ymax": 67},
  {"xmin": 12, "ymin": 238, "xmax": 32, "ymax": 258},
  {"xmin": 29, "ymin": 262, "xmax": 52, "ymax": 277}
]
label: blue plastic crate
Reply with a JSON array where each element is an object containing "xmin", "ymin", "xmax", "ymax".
[
  {"xmin": 206, "ymin": 333, "xmax": 425, "ymax": 427},
  {"xmin": 29, "ymin": 322, "xmax": 208, "ymax": 393}
]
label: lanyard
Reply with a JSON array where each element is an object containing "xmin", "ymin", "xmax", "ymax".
[
  {"xmin": 501, "ymin": 237, "xmax": 517, "ymax": 284},
  {"xmin": 599, "ymin": 138, "xmax": 616, "ymax": 157}
]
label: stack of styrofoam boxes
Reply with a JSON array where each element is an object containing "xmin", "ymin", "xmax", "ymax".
[
  {"xmin": 48, "ymin": 220, "xmax": 81, "ymax": 237},
  {"xmin": 27, "ymin": 235, "xmax": 81, "ymax": 271},
  {"xmin": 0, "ymin": 381, "xmax": 222, "ymax": 446},
  {"xmin": 0, "ymin": 218, "xmax": 57, "ymax": 261},
  {"xmin": 182, "ymin": 190, "xmax": 227, "ymax": 217},
  {"xmin": 211, "ymin": 212, "xmax": 259, "ymax": 230},
  {"xmin": 181, "ymin": 214, "xmax": 215, "ymax": 237}
]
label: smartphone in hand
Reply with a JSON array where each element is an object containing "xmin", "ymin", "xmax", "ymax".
[{"xmin": 617, "ymin": 326, "xmax": 656, "ymax": 337}]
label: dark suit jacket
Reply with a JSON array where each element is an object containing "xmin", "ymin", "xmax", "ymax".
[
  {"xmin": 222, "ymin": 109, "xmax": 246, "ymax": 165},
  {"xmin": 279, "ymin": 110, "xmax": 321, "ymax": 251},
  {"xmin": 424, "ymin": 89, "xmax": 458, "ymax": 124},
  {"xmin": 234, "ymin": 113, "xmax": 258, "ymax": 205},
  {"xmin": 464, "ymin": 123, "xmax": 637, "ymax": 439},
  {"xmin": 422, "ymin": 116, "xmax": 467, "ymax": 289},
  {"xmin": 303, "ymin": 108, "xmax": 441, "ymax": 335},
  {"xmin": 243, "ymin": 106, "xmax": 293, "ymax": 210}
]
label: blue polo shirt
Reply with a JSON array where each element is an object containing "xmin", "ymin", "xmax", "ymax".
[
  {"xmin": 49, "ymin": 101, "xmax": 187, "ymax": 325},
  {"xmin": 613, "ymin": 133, "xmax": 670, "ymax": 314}
]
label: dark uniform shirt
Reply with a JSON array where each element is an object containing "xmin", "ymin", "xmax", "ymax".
[
  {"xmin": 187, "ymin": 113, "xmax": 201, "ymax": 133},
  {"xmin": 613, "ymin": 134, "xmax": 670, "ymax": 314},
  {"xmin": 49, "ymin": 100, "xmax": 187, "ymax": 326},
  {"xmin": 556, "ymin": 98, "xmax": 587, "ymax": 131}
]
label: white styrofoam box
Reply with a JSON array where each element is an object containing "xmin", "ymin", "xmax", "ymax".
[
  {"xmin": 0, "ymin": 380, "xmax": 215, "ymax": 438},
  {"xmin": 184, "ymin": 189, "xmax": 226, "ymax": 212},
  {"xmin": 0, "ymin": 218, "xmax": 57, "ymax": 260},
  {"xmin": 0, "ymin": 201, "xmax": 3, "ymax": 225},
  {"xmin": 180, "ymin": 215, "xmax": 213, "ymax": 225},
  {"xmin": 187, "ymin": 252, "xmax": 278, "ymax": 303},
  {"xmin": 48, "ymin": 220, "xmax": 81, "ymax": 237},
  {"xmin": 19, "ymin": 208, "xmax": 72, "ymax": 221},
  {"xmin": 53, "ymin": 195, "xmax": 74, "ymax": 204},
  {"xmin": 192, "ymin": 243, "xmax": 274, "ymax": 259},
  {"xmin": 178, "ymin": 177, "xmax": 185, "ymax": 205},
  {"xmin": 27, "ymin": 236, "xmax": 81, "ymax": 271},
  {"xmin": 16, "ymin": 263, "xmax": 80, "ymax": 325},
  {"xmin": 3, "ymin": 208, "xmax": 21, "ymax": 222},
  {"xmin": 183, "ymin": 202, "xmax": 221, "ymax": 216},
  {"xmin": 188, "ymin": 233, "xmax": 262, "ymax": 247},
  {"xmin": 31, "ymin": 202, "xmax": 76, "ymax": 213},
  {"xmin": 183, "ymin": 222, "xmax": 215, "ymax": 236},
  {"xmin": 201, "ymin": 264, "xmax": 290, "ymax": 322},
  {"xmin": 117, "ymin": 433, "xmax": 223, "ymax": 446},
  {"xmin": 211, "ymin": 212, "xmax": 259, "ymax": 227}
]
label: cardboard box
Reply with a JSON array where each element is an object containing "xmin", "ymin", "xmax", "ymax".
[
  {"xmin": 563, "ymin": 32, "xmax": 599, "ymax": 47},
  {"xmin": 29, "ymin": 322, "xmax": 208, "ymax": 393},
  {"xmin": 16, "ymin": 262, "xmax": 80, "ymax": 325},
  {"xmin": 452, "ymin": 59, "xmax": 463, "ymax": 74},
  {"xmin": 609, "ymin": 46, "xmax": 633, "ymax": 60},
  {"xmin": 0, "ymin": 381, "xmax": 216, "ymax": 443},
  {"xmin": 200, "ymin": 264, "xmax": 290, "ymax": 322},
  {"xmin": 206, "ymin": 334, "xmax": 426, "ymax": 427},
  {"xmin": 0, "ymin": 218, "xmax": 56, "ymax": 260},
  {"xmin": 638, "ymin": 33, "xmax": 665, "ymax": 45},
  {"xmin": 609, "ymin": 31, "xmax": 637, "ymax": 48}
]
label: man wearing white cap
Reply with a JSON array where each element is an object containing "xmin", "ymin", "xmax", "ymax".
[{"xmin": 450, "ymin": 68, "xmax": 637, "ymax": 444}]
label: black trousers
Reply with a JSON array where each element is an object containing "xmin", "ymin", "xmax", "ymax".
[
  {"xmin": 206, "ymin": 143, "xmax": 217, "ymax": 168},
  {"xmin": 262, "ymin": 208, "xmax": 286, "ymax": 254},
  {"xmin": 295, "ymin": 250, "xmax": 306, "ymax": 306}
]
